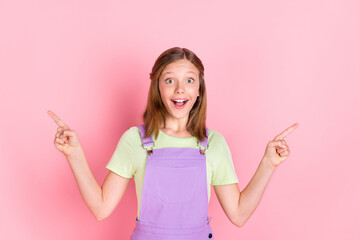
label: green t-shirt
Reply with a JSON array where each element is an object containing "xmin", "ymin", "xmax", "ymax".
[{"xmin": 106, "ymin": 126, "xmax": 239, "ymax": 220}]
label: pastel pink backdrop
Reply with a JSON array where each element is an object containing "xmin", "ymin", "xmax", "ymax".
[{"xmin": 1, "ymin": 0, "xmax": 359, "ymax": 239}]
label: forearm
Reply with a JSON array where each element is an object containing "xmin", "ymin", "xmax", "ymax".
[
  {"xmin": 66, "ymin": 149, "xmax": 104, "ymax": 220},
  {"xmin": 237, "ymin": 157, "xmax": 276, "ymax": 226}
]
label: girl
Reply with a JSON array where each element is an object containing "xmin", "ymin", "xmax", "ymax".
[{"xmin": 48, "ymin": 47, "xmax": 299, "ymax": 239}]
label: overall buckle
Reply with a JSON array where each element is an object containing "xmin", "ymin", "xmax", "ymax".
[
  {"xmin": 147, "ymin": 149, "xmax": 153, "ymax": 155},
  {"xmin": 198, "ymin": 143, "xmax": 208, "ymax": 155}
]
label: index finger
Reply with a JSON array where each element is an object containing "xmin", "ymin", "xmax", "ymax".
[
  {"xmin": 273, "ymin": 123, "xmax": 299, "ymax": 141},
  {"xmin": 47, "ymin": 110, "xmax": 70, "ymax": 129}
]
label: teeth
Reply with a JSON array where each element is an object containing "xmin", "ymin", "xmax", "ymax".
[{"xmin": 172, "ymin": 100, "xmax": 187, "ymax": 103}]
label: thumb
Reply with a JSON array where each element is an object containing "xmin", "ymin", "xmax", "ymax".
[
  {"xmin": 269, "ymin": 140, "xmax": 286, "ymax": 149},
  {"xmin": 62, "ymin": 129, "xmax": 81, "ymax": 147},
  {"xmin": 63, "ymin": 129, "xmax": 75, "ymax": 137}
]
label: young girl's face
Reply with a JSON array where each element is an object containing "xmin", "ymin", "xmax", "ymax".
[{"xmin": 159, "ymin": 59, "xmax": 200, "ymax": 123}]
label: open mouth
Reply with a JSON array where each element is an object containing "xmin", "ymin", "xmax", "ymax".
[{"xmin": 171, "ymin": 99, "xmax": 189, "ymax": 108}]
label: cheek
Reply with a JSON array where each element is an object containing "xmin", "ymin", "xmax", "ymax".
[
  {"xmin": 159, "ymin": 85, "xmax": 170, "ymax": 102},
  {"xmin": 188, "ymin": 85, "xmax": 200, "ymax": 98}
]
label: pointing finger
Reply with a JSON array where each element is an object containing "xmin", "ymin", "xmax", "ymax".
[
  {"xmin": 47, "ymin": 110, "xmax": 70, "ymax": 129},
  {"xmin": 273, "ymin": 123, "xmax": 299, "ymax": 141}
]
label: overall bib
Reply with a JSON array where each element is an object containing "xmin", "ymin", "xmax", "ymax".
[{"xmin": 130, "ymin": 125, "xmax": 214, "ymax": 240}]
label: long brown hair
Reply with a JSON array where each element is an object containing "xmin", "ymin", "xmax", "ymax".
[{"xmin": 142, "ymin": 47, "xmax": 207, "ymax": 142}]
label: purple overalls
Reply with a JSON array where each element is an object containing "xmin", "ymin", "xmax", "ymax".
[{"xmin": 130, "ymin": 124, "xmax": 214, "ymax": 240}]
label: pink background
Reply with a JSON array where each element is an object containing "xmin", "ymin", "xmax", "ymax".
[{"xmin": 1, "ymin": 0, "xmax": 359, "ymax": 239}]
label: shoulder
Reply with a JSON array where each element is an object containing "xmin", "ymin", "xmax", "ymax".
[
  {"xmin": 207, "ymin": 129, "xmax": 230, "ymax": 151},
  {"xmin": 208, "ymin": 129, "xmax": 227, "ymax": 145},
  {"xmin": 120, "ymin": 126, "xmax": 140, "ymax": 139},
  {"xmin": 117, "ymin": 126, "xmax": 142, "ymax": 148}
]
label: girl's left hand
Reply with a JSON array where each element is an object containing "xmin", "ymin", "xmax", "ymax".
[{"xmin": 262, "ymin": 123, "xmax": 300, "ymax": 168}]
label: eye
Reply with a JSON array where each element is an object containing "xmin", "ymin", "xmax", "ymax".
[
  {"xmin": 165, "ymin": 78, "xmax": 174, "ymax": 84},
  {"xmin": 186, "ymin": 78, "xmax": 194, "ymax": 84}
]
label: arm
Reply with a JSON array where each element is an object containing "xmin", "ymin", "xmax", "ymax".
[
  {"xmin": 48, "ymin": 110, "xmax": 132, "ymax": 221},
  {"xmin": 214, "ymin": 123, "xmax": 298, "ymax": 227},
  {"xmin": 237, "ymin": 157, "xmax": 276, "ymax": 226},
  {"xmin": 67, "ymin": 149, "xmax": 131, "ymax": 221},
  {"xmin": 214, "ymin": 157, "xmax": 276, "ymax": 227}
]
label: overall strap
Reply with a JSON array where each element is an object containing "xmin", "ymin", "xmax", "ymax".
[
  {"xmin": 198, "ymin": 128, "xmax": 209, "ymax": 155},
  {"xmin": 139, "ymin": 124, "xmax": 209, "ymax": 155},
  {"xmin": 138, "ymin": 124, "xmax": 154, "ymax": 155}
]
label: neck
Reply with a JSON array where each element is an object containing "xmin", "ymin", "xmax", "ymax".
[{"xmin": 160, "ymin": 114, "xmax": 190, "ymax": 135}]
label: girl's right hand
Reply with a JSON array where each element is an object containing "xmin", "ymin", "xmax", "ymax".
[{"xmin": 48, "ymin": 110, "xmax": 83, "ymax": 158}]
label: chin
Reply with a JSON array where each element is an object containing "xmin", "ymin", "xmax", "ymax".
[
  {"xmin": 165, "ymin": 110, "xmax": 189, "ymax": 120},
  {"xmin": 170, "ymin": 113, "xmax": 189, "ymax": 120},
  {"xmin": 165, "ymin": 102, "xmax": 195, "ymax": 120}
]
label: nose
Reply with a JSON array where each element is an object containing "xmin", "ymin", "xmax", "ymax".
[{"xmin": 175, "ymin": 82, "xmax": 184, "ymax": 94}]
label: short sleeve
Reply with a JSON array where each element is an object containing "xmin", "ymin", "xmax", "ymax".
[
  {"xmin": 210, "ymin": 131, "xmax": 239, "ymax": 185},
  {"xmin": 105, "ymin": 127, "xmax": 137, "ymax": 178}
]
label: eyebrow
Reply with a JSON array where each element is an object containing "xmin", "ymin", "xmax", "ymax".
[{"xmin": 162, "ymin": 71, "xmax": 197, "ymax": 76}]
